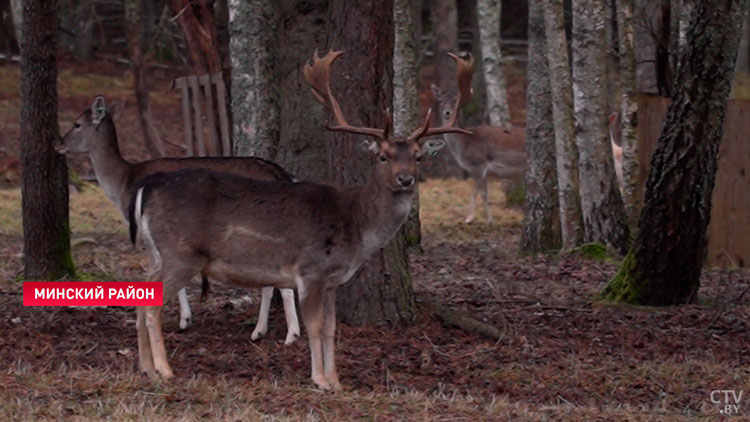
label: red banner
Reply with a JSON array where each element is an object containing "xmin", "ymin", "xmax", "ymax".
[{"xmin": 23, "ymin": 282, "xmax": 163, "ymax": 306}]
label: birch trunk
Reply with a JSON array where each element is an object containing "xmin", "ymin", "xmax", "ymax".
[
  {"xmin": 617, "ymin": 0, "xmax": 641, "ymax": 229},
  {"xmin": 476, "ymin": 0, "xmax": 511, "ymax": 126},
  {"xmin": 603, "ymin": 0, "xmax": 746, "ymax": 305},
  {"xmin": 522, "ymin": 0, "xmax": 560, "ymax": 253},
  {"xmin": 544, "ymin": 0, "xmax": 583, "ymax": 249},
  {"xmin": 229, "ymin": 0, "xmax": 279, "ymax": 158},
  {"xmin": 572, "ymin": 0, "xmax": 629, "ymax": 253},
  {"xmin": 394, "ymin": 0, "xmax": 422, "ymax": 247}
]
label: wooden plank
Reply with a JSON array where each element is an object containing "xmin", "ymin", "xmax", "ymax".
[
  {"xmin": 188, "ymin": 75, "xmax": 207, "ymax": 156},
  {"xmin": 200, "ymin": 74, "xmax": 219, "ymax": 156},
  {"xmin": 212, "ymin": 72, "xmax": 231, "ymax": 156},
  {"xmin": 175, "ymin": 78, "xmax": 194, "ymax": 157}
]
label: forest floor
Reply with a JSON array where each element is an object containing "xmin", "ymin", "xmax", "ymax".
[
  {"xmin": 2, "ymin": 61, "xmax": 750, "ymax": 421},
  {"xmin": 1, "ymin": 180, "xmax": 750, "ymax": 421}
]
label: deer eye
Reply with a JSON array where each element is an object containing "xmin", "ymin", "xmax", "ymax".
[
  {"xmin": 415, "ymin": 156, "xmax": 424, "ymax": 164},
  {"xmin": 379, "ymin": 155, "xmax": 388, "ymax": 163},
  {"xmin": 74, "ymin": 122, "xmax": 81, "ymax": 129}
]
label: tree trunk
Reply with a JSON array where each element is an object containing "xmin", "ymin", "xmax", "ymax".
[
  {"xmin": 426, "ymin": 0, "xmax": 464, "ymax": 178},
  {"xmin": 125, "ymin": 0, "xmax": 167, "ymax": 158},
  {"xmin": 228, "ymin": 0, "xmax": 280, "ymax": 158},
  {"xmin": 522, "ymin": 0, "xmax": 560, "ymax": 253},
  {"xmin": 476, "ymin": 0, "xmax": 511, "ymax": 126},
  {"xmin": 394, "ymin": 0, "xmax": 422, "ymax": 248},
  {"xmin": 737, "ymin": 4, "xmax": 750, "ymax": 73},
  {"xmin": 10, "ymin": 0, "xmax": 22, "ymax": 50},
  {"xmin": 543, "ymin": 0, "xmax": 584, "ymax": 249},
  {"xmin": 602, "ymin": 0, "xmax": 746, "ymax": 305},
  {"xmin": 327, "ymin": 0, "xmax": 416, "ymax": 325},
  {"xmin": 617, "ymin": 0, "xmax": 642, "ymax": 230},
  {"xmin": 572, "ymin": 0, "xmax": 629, "ymax": 253},
  {"xmin": 20, "ymin": 0, "xmax": 75, "ymax": 279},
  {"xmin": 274, "ymin": 0, "xmax": 330, "ymax": 181},
  {"xmin": 169, "ymin": 0, "xmax": 223, "ymax": 75},
  {"xmin": 73, "ymin": 0, "xmax": 94, "ymax": 62}
]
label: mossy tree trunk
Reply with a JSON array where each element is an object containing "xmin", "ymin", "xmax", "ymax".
[
  {"xmin": 20, "ymin": 0, "xmax": 75, "ymax": 279},
  {"xmin": 327, "ymin": 0, "xmax": 416, "ymax": 325},
  {"xmin": 522, "ymin": 0, "xmax": 561, "ymax": 253},
  {"xmin": 602, "ymin": 0, "xmax": 747, "ymax": 305}
]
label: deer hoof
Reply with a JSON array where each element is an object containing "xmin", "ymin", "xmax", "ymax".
[
  {"xmin": 284, "ymin": 331, "xmax": 300, "ymax": 345},
  {"xmin": 251, "ymin": 328, "xmax": 266, "ymax": 341},
  {"xmin": 312, "ymin": 375, "xmax": 331, "ymax": 391},
  {"xmin": 179, "ymin": 316, "xmax": 191, "ymax": 331},
  {"xmin": 464, "ymin": 216, "xmax": 475, "ymax": 224}
]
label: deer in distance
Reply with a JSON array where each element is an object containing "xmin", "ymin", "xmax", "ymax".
[
  {"xmin": 430, "ymin": 52, "xmax": 526, "ymax": 223},
  {"xmin": 126, "ymin": 49, "xmax": 470, "ymax": 390},
  {"xmin": 55, "ymin": 97, "xmax": 300, "ymax": 344}
]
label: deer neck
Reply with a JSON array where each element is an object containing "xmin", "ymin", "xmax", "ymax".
[
  {"xmin": 351, "ymin": 174, "xmax": 415, "ymax": 258},
  {"xmin": 87, "ymin": 119, "xmax": 133, "ymax": 215},
  {"xmin": 438, "ymin": 113, "xmax": 467, "ymax": 159}
]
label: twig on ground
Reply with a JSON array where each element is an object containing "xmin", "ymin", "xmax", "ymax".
[{"xmin": 421, "ymin": 333, "xmax": 500, "ymax": 359}]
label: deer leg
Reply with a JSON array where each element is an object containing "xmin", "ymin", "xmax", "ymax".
[
  {"xmin": 280, "ymin": 288, "xmax": 300, "ymax": 345},
  {"xmin": 478, "ymin": 173, "xmax": 492, "ymax": 223},
  {"xmin": 177, "ymin": 287, "xmax": 192, "ymax": 330},
  {"xmin": 251, "ymin": 286, "xmax": 273, "ymax": 341},
  {"xmin": 298, "ymin": 279, "xmax": 328, "ymax": 390},
  {"xmin": 465, "ymin": 178, "xmax": 479, "ymax": 223},
  {"xmin": 322, "ymin": 287, "xmax": 341, "ymax": 391},
  {"xmin": 144, "ymin": 305, "xmax": 173, "ymax": 378},
  {"xmin": 136, "ymin": 306, "xmax": 155, "ymax": 378}
]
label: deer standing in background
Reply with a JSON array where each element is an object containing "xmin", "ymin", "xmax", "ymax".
[
  {"xmin": 127, "ymin": 50, "xmax": 469, "ymax": 390},
  {"xmin": 430, "ymin": 52, "xmax": 526, "ymax": 223},
  {"xmin": 55, "ymin": 97, "xmax": 300, "ymax": 344}
]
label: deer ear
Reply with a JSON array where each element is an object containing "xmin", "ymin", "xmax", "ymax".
[
  {"xmin": 360, "ymin": 139, "xmax": 381, "ymax": 155},
  {"xmin": 91, "ymin": 96, "xmax": 107, "ymax": 125},
  {"xmin": 420, "ymin": 138, "xmax": 445, "ymax": 157},
  {"xmin": 430, "ymin": 84, "xmax": 442, "ymax": 99}
]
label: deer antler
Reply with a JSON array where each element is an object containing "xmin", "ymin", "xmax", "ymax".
[{"xmin": 303, "ymin": 50, "xmax": 386, "ymax": 139}]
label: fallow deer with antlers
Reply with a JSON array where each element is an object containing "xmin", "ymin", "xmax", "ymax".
[
  {"xmin": 430, "ymin": 52, "xmax": 526, "ymax": 223},
  {"xmin": 127, "ymin": 50, "xmax": 470, "ymax": 390}
]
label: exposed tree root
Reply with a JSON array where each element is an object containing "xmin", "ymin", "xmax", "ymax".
[{"xmin": 418, "ymin": 298, "xmax": 504, "ymax": 340}]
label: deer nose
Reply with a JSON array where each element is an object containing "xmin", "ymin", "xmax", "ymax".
[
  {"xmin": 397, "ymin": 174, "xmax": 415, "ymax": 188},
  {"xmin": 443, "ymin": 110, "xmax": 451, "ymax": 117}
]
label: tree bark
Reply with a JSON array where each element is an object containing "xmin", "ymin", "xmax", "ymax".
[
  {"xmin": 617, "ymin": 0, "xmax": 642, "ymax": 230},
  {"xmin": 602, "ymin": 0, "xmax": 746, "ymax": 305},
  {"xmin": 394, "ymin": 0, "xmax": 422, "ymax": 248},
  {"xmin": 228, "ymin": 0, "xmax": 280, "ymax": 158},
  {"xmin": 274, "ymin": 0, "xmax": 329, "ymax": 182},
  {"xmin": 169, "ymin": 0, "xmax": 223, "ymax": 75},
  {"xmin": 20, "ymin": 0, "xmax": 75, "ymax": 279},
  {"xmin": 543, "ymin": 0, "xmax": 584, "ymax": 249},
  {"xmin": 572, "ymin": 0, "xmax": 629, "ymax": 254},
  {"xmin": 327, "ymin": 0, "xmax": 416, "ymax": 325},
  {"xmin": 522, "ymin": 0, "xmax": 560, "ymax": 253},
  {"xmin": 125, "ymin": 0, "xmax": 167, "ymax": 158},
  {"xmin": 737, "ymin": 4, "xmax": 750, "ymax": 73},
  {"xmin": 426, "ymin": 0, "xmax": 464, "ymax": 178},
  {"xmin": 476, "ymin": 0, "xmax": 511, "ymax": 126}
]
